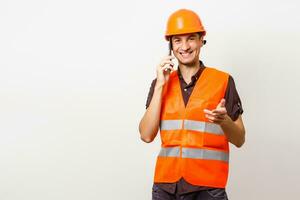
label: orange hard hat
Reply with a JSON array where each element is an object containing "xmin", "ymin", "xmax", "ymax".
[{"xmin": 165, "ymin": 9, "xmax": 206, "ymax": 41}]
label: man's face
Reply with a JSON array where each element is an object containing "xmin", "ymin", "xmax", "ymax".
[{"xmin": 171, "ymin": 33, "xmax": 203, "ymax": 66}]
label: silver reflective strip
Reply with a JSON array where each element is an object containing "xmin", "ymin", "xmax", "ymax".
[
  {"xmin": 160, "ymin": 120, "xmax": 183, "ymax": 130},
  {"xmin": 158, "ymin": 147, "xmax": 229, "ymax": 162},
  {"xmin": 184, "ymin": 120, "xmax": 224, "ymax": 135},
  {"xmin": 158, "ymin": 147, "xmax": 180, "ymax": 157},
  {"xmin": 182, "ymin": 148, "xmax": 229, "ymax": 162}
]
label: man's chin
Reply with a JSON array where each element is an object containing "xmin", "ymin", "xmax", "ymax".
[{"xmin": 178, "ymin": 59, "xmax": 197, "ymax": 67}]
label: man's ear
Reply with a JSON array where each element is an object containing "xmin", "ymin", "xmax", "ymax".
[
  {"xmin": 199, "ymin": 35, "xmax": 206, "ymax": 46},
  {"xmin": 197, "ymin": 34, "xmax": 204, "ymax": 45}
]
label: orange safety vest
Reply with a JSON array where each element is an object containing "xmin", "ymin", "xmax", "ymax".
[{"xmin": 154, "ymin": 67, "xmax": 230, "ymax": 188}]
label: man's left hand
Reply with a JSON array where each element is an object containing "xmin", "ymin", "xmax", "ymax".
[{"xmin": 204, "ymin": 99, "xmax": 228, "ymax": 125}]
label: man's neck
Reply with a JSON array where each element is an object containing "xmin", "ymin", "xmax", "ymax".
[{"xmin": 178, "ymin": 61, "xmax": 200, "ymax": 84}]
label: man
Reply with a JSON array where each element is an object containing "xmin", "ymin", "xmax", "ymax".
[{"xmin": 139, "ymin": 9, "xmax": 245, "ymax": 200}]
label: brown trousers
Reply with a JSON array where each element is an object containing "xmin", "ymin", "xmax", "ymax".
[{"xmin": 152, "ymin": 184, "xmax": 229, "ymax": 200}]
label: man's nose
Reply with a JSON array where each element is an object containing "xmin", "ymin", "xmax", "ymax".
[{"xmin": 181, "ymin": 41, "xmax": 190, "ymax": 51}]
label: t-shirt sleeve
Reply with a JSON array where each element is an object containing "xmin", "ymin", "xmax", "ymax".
[
  {"xmin": 145, "ymin": 79, "xmax": 157, "ymax": 109},
  {"xmin": 224, "ymin": 76, "xmax": 244, "ymax": 121}
]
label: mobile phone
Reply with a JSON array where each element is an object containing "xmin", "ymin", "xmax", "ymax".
[
  {"xmin": 168, "ymin": 41, "xmax": 172, "ymax": 56},
  {"xmin": 167, "ymin": 41, "xmax": 174, "ymax": 71}
]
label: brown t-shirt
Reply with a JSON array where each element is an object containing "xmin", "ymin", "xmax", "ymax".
[{"xmin": 145, "ymin": 61, "xmax": 243, "ymax": 194}]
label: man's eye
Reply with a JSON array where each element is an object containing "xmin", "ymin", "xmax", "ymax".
[
  {"xmin": 189, "ymin": 37, "xmax": 196, "ymax": 40},
  {"xmin": 174, "ymin": 40, "xmax": 180, "ymax": 43}
]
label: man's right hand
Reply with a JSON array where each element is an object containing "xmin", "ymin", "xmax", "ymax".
[
  {"xmin": 156, "ymin": 56, "xmax": 175, "ymax": 87},
  {"xmin": 139, "ymin": 56, "xmax": 175, "ymax": 143}
]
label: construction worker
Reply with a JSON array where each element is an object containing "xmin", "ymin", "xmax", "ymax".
[{"xmin": 139, "ymin": 9, "xmax": 245, "ymax": 200}]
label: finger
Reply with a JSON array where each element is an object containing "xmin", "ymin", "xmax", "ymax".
[
  {"xmin": 161, "ymin": 56, "xmax": 175, "ymax": 64},
  {"xmin": 205, "ymin": 114, "xmax": 217, "ymax": 121},
  {"xmin": 207, "ymin": 113, "xmax": 226, "ymax": 120},
  {"xmin": 220, "ymin": 99, "xmax": 226, "ymax": 107},
  {"xmin": 206, "ymin": 109, "xmax": 224, "ymax": 116},
  {"xmin": 164, "ymin": 55, "xmax": 175, "ymax": 60},
  {"xmin": 205, "ymin": 113, "xmax": 223, "ymax": 119},
  {"xmin": 161, "ymin": 65, "xmax": 174, "ymax": 72},
  {"xmin": 212, "ymin": 108, "xmax": 227, "ymax": 115},
  {"xmin": 206, "ymin": 117, "xmax": 224, "ymax": 124},
  {"xmin": 160, "ymin": 60, "xmax": 174, "ymax": 67},
  {"xmin": 217, "ymin": 98, "xmax": 226, "ymax": 108},
  {"xmin": 158, "ymin": 64, "xmax": 173, "ymax": 72},
  {"xmin": 205, "ymin": 112, "xmax": 225, "ymax": 121},
  {"xmin": 203, "ymin": 109, "xmax": 214, "ymax": 115},
  {"xmin": 207, "ymin": 119, "xmax": 214, "ymax": 123},
  {"xmin": 168, "ymin": 66, "xmax": 175, "ymax": 72}
]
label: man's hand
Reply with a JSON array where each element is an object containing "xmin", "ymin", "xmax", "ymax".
[
  {"xmin": 156, "ymin": 55, "xmax": 175, "ymax": 87},
  {"xmin": 204, "ymin": 99, "xmax": 228, "ymax": 125},
  {"xmin": 204, "ymin": 98, "xmax": 245, "ymax": 147}
]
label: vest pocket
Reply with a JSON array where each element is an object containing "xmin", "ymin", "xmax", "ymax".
[
  {"xmin": 160, "ymin": 131, "xmax": 182, "ymax": 146},
  {"xmin": 203, "ymin": 133, "xmax": 228, "ymax": 149}
]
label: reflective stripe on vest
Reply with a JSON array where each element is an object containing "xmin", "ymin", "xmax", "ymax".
[
  {"xmin": 159, "ymin": 147, "xmax": 229, "ymax": 162},
  {"xmin": 160, "ymin": 120, "xmax": 182, "ymax": 130},
  {"xmin": 160, "ymin": 119, "xmax": 224, "ymax": 135},
  {"xmin": 159, "ymin": 146, "xmax": 180, "ymax": 157}
]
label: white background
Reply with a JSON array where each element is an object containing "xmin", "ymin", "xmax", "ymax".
[{"xmin": 1, "ymin": 0, "xmax": 300, "ymax": 199}]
